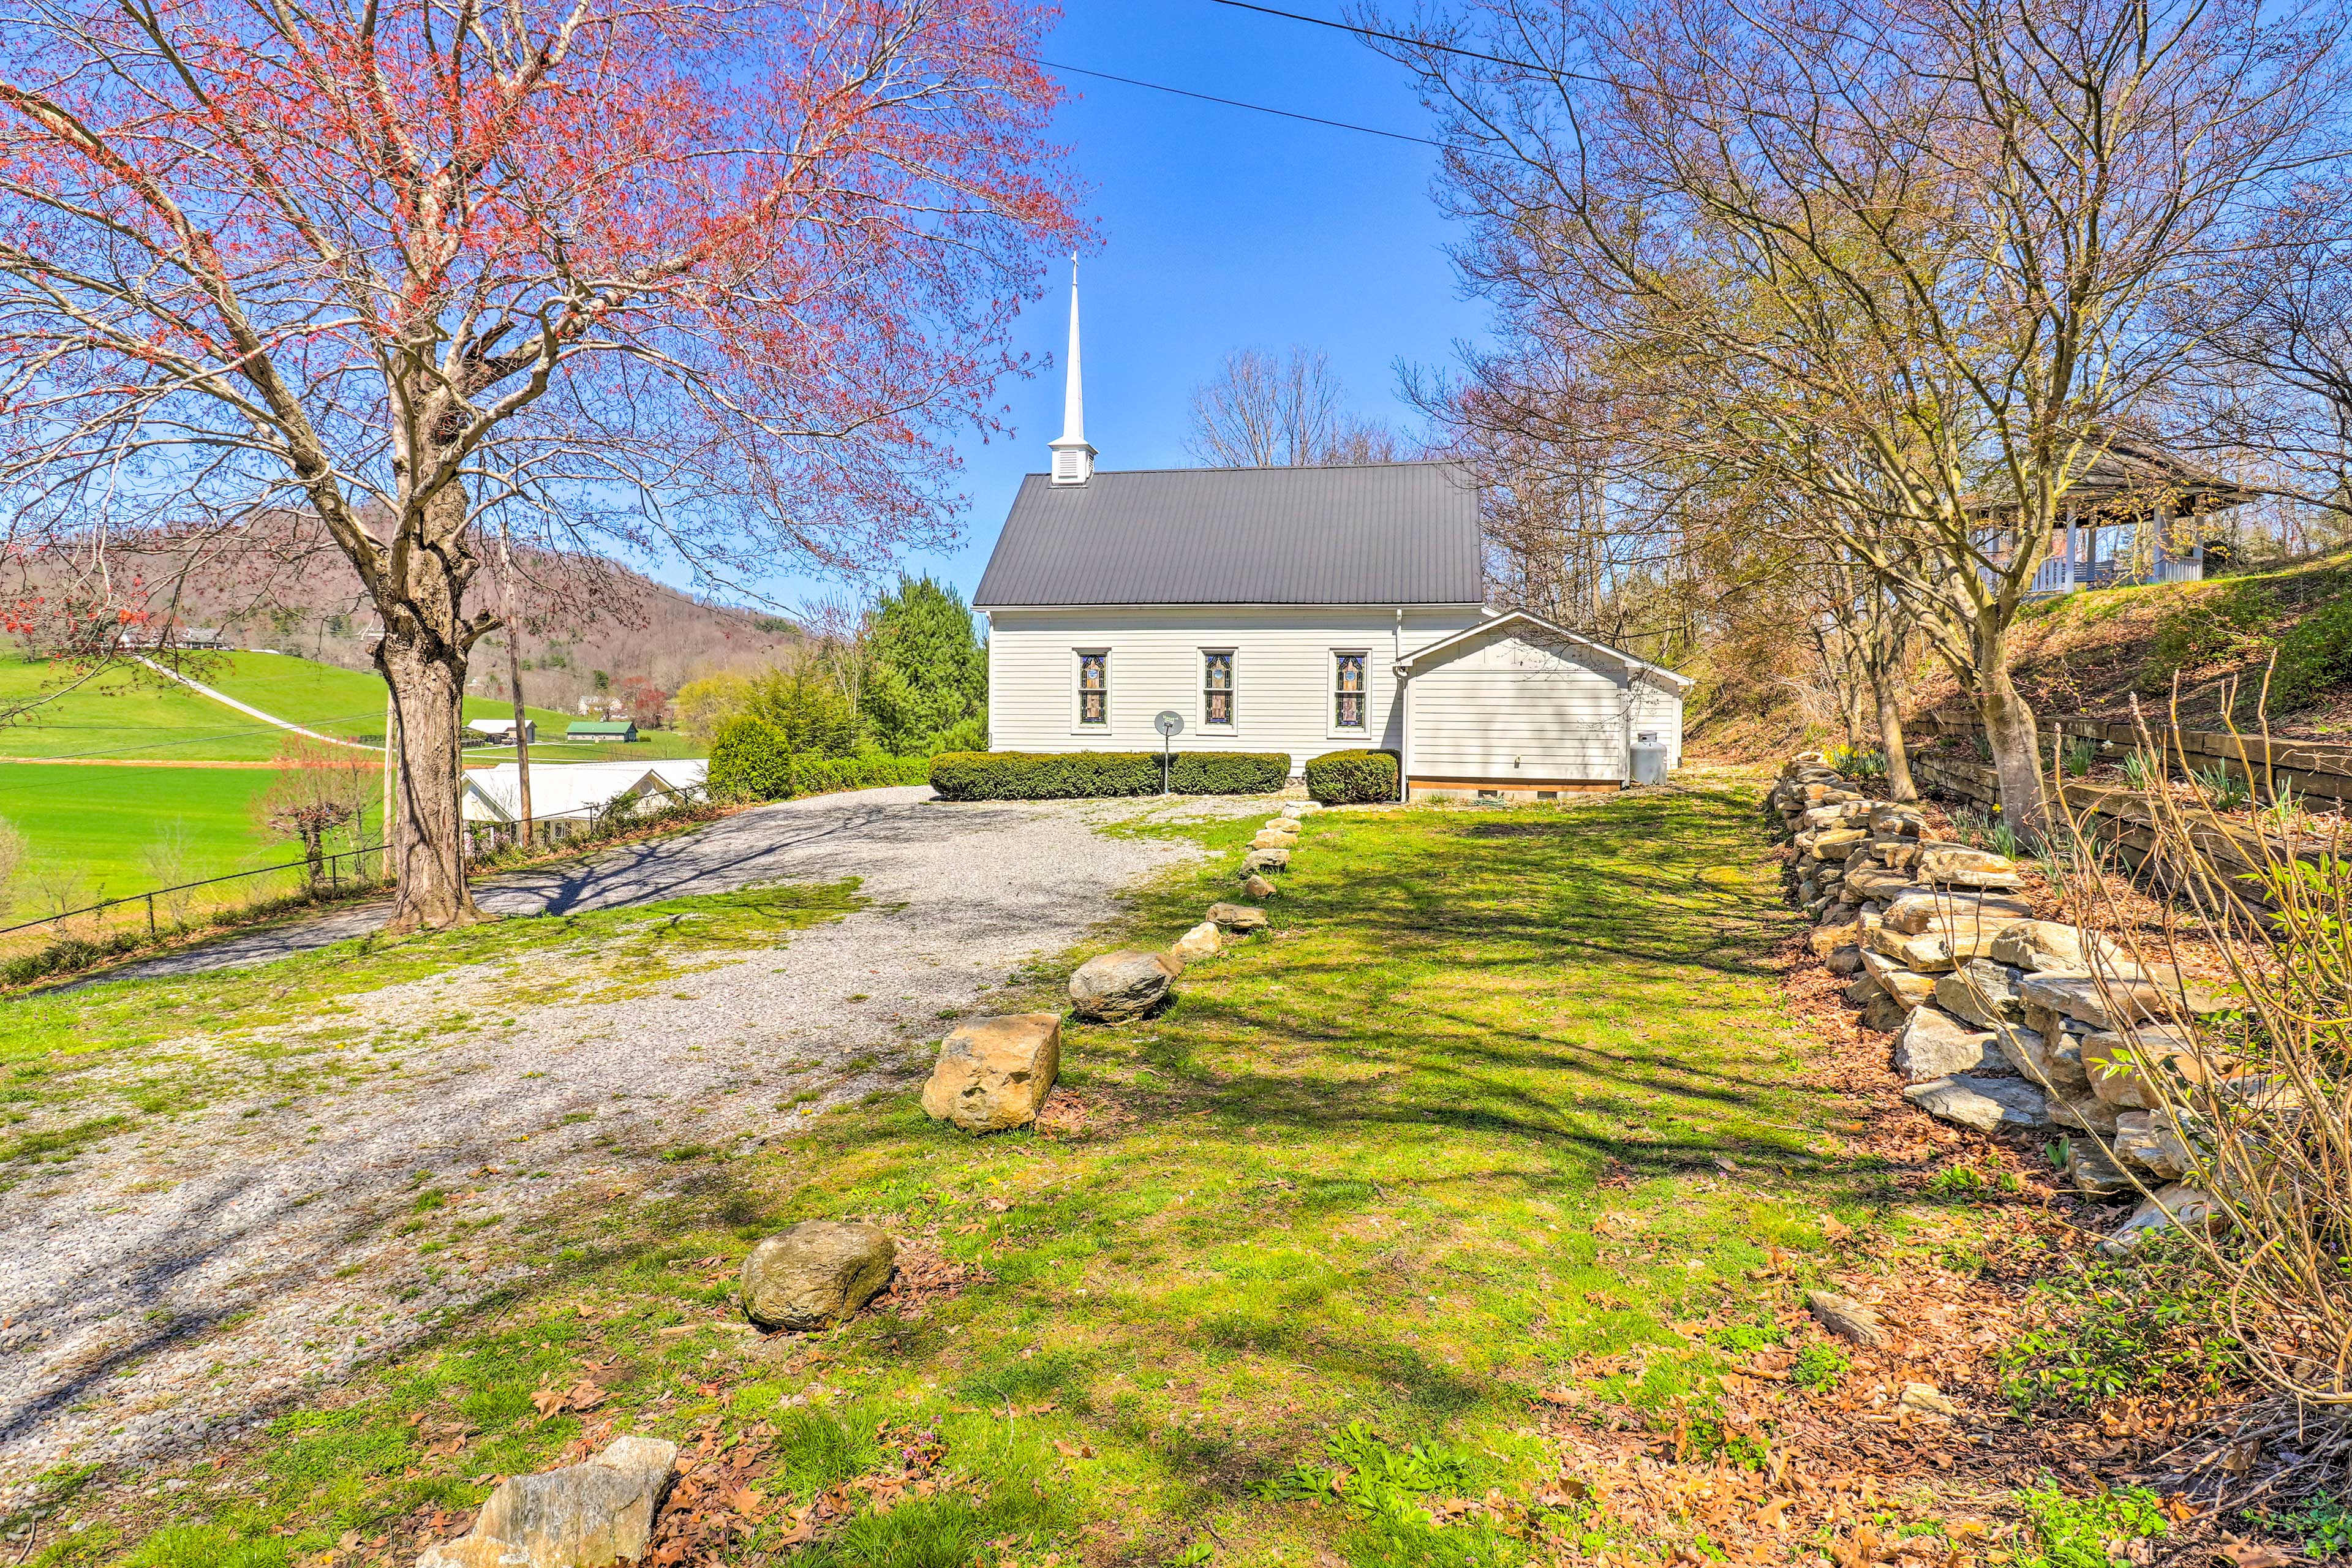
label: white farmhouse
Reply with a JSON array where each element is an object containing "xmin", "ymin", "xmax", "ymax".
[{"xmin": 972, "ymin": 275, "xmax": 1688, "ymax": 801}]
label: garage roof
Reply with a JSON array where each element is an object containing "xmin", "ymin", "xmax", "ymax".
[
  {"xmin": 973, "ymin": 461, "xmax": 1483, "ymax": 608},
  {"xmin": 1398, "ymin": 609, "xmax": 1695, "ymax": 689}
]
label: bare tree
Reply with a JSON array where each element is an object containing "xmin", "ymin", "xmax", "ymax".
[
  {"xmin": 1374, "ymin": 0, "xmax": 2347, "ymax": 832},
  {"xmin": 1185, "ymin": 348, "xmax": 1411, "ymax": 467},
  {"xmin": 253, "ymin": 737, "xmax": 376, "ymax": 886},
  {"xmin": 2176, "ymin": 180, "xmax": 2352, "ymax": 524},
  {"xmin": 0, "ymin": 0, "xmax": 1080, "ymax": 930}
]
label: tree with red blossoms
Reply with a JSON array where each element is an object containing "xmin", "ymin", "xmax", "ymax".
[{"xmin": 0, "ymin": 0, "xmax": 1080, "ymax": 929}]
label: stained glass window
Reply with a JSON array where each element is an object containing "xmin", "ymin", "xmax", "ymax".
[
  {"xmin": 1204, "ymin": 652, "xmax": 1234, "ymax": 726},
  {"xmin": 1078, "ymin": 652, "xmax": 1107, "ymax": 725},
  {"xmin": 1334, "ymin": 652, "xmax": 1366, "ymax": 731}
]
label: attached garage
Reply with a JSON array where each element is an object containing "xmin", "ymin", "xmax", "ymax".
[{"xmin": 1396, "ymin": 611, "xmax": 1690, "ymax": 801}]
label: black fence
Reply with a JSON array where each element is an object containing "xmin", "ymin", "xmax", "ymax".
[{"xmin": 0, "ymin": 842, "xmax": 386, "ymax": 943}]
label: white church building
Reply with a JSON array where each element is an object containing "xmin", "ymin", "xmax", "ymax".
[{"xmin": 971, "ymin": 274, "xmax": 1687, "ymax": 801}]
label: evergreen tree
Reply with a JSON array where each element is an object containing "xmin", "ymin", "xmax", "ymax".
[{"xmin": 861, "ymin": 576, "xmax": 987, "ymax": 752}]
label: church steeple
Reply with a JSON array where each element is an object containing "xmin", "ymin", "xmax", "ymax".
[{"xmin": 1047, "ymin": 258, "xmax": 1095, "ymax": 485}]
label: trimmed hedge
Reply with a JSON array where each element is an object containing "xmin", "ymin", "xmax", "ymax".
[
  {"xmin": 707, "ymin": 715, "xmax": 930, "ymax": 802},
  {"xmin": 929, "ymin": 750, "xmax": 1291, "ymax": 801},
  {"xmin": 1304, "ymin": 748, "xmax": 1400, "ymax": 805}
]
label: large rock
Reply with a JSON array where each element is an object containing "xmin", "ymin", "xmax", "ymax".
[
  {"xmin": 1261, "ymin": 816, "xmax": 1301, "ymax": 834},
  {"xmin": 1869, "ymin": 804, "xmax": 1928, "ymax": 837},
  {"xmin": 1809, "ymin": 919, "xmax": 1863, "ymax": 959},
  {"xmin": 1865, "ymin": 924, "xmax": 1953, "ymax": 973},
  {"xmin": 2016, "ymin": 973, "xmax": 2158, "ymax": 1031},
  {"xmin": 1882, "ymin": 888, "xmax": 2034, "ymax": 937},
  {"xmin": 1804, "ymin": 1289, "xmax": 1889, "ymax": 1349},
  {"xmin": 1934, "ymin": 960, "xmax": 2027, "ymax": 1028},
  {"xmin": 922, "ymin": 1014, "xmax": 1060, "ymax": 1133},
  {"xmin": 1903, "ymin": 1074, "xmax": 2049, "ymax": 1132},
  {"xmin": 1917, "ymin": 846, "xmax": 2023, "ymax": 890},
  {"xmin": 1241, "ymin": 848, "xmax": 1291, "ymax": 876},
  {"xmin": 2066, "ymin": 1139, "xmax": 2135, "ymax": 1197},
  {"xmin": 1814, "ymin": 829, "xmax": 1868, "ymax": 861},
  {"xmin": 1242, "ymin": 873, "xmax": 1278, "ymax": 900},
  {"xmin": 1250, "ymin": 830, "xmax": 1297, "ymax": 851},
  {"xmin": 417, "ymin": 1436, "xmax": 677, "ymax": 1568},
  {"xmin": 2048, "ymin": 1093, "xmax": 2120, "ymax": 1136},
  {"xmin": 741, "ymin": 1221, "xmax": 896, "ymax": 1331},
  {"xmin": 1860, "ymin": 950, "xmax": 1939, "ymax": 1010},
  {"xmin": 1990, "ymin": 920, "xmax": 2124, "ymax": 973},
  {"xmin": 1205, "ymin": 902, "xmax": 1268, "ymax": 933},
  {"xmin": 2101, "ymin": 1185, "xmax": 2224, "ymax": 1257},
  {"xmin": 1825, "ymin": 944, "xmax": 1865, "ymax": 977},
  {"xmin": 2113, "ymin": 1110, "xmax": 2199, "ymax": 1180},
  {"xmin": 1280, "ymin": 801, "xmax": 1324, "ymax": 820},
  {"xmin": 1842, "ymin": 865, "xmax": 1918, "ymax": 903},
  {"xmin": 2081, "ymin": 1025, "xmax": 2226, "ymax": 1110},
  {"xmin": 1893, "ymin": 1008, "xmax": 2007, "ymax": 1082},
  {"xmin": 1167, "ymin": 922, "xmax": 1222, "ymax": 968},
  {"xmin": 1996, "ymin": 1022, "xmax": 2093, "ymax": 1098},
  {"xmin": 1069, "ymin": 950, "xmax": 1177, "ymax": 1022},
  {"xmin": 1860, "ymin": 990, "xmax": 1914, "ymax": 1033}
]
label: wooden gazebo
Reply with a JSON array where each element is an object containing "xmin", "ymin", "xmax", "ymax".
[{"xmin": 1965, "ymin": 428, "xmax": 2263, "ymax": 594}]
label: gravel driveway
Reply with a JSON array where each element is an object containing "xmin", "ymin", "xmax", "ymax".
[{"xmin": 0, "ymin": 788, "xmax": 1257, "ymax": 1504}]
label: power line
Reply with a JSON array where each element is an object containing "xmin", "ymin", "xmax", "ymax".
[
  {"xmin": 1209, "ymin": 0, "xmax": 1577, "ymax": 77},
  {"xmin": 1039, "ymin": 56, "xmax": 1462, "ymax": 151}
]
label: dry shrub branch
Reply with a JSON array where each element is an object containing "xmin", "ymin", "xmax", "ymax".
[{"xmin": 2045, "ymin": 694, "xmax": 2352, "ymax": 1494}]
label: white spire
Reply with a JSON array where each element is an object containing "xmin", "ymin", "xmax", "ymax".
[{"xmin": 1048, "ymin": 256, "xmax": 1094, "ymax": 485}]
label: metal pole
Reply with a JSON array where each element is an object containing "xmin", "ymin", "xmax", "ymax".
[
  {"xmin": 147, "ymin": 894, "xmax": 156, "ymax": 938},
  {"xmin": 1161, "ymin": 733, "xmax": 1170, "ymax": 796}
]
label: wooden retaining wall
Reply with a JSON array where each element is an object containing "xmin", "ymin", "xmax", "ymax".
[
  {"xmin": 1928, "ymin": 707, "xmax": 2352, "ymax": 809},
  {"xmin": 1909, "ymin": 751, "xmax": 2307, "ymax": 914}
]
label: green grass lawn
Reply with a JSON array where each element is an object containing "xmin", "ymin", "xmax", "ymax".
[
  {"xmin": 0, "ymin": 764, "xmax": 295, "ymax": 925},
  {"xmin": 14, "ymin": 784, "xmax": 1991, "ymax": 1566}
]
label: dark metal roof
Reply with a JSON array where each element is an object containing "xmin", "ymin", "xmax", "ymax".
[
  {"xmin": 1963, "ymin": 426, "xmax": 2266, "ymax": 525},
  {"xmin": 973, "ymin": 461, "xmax": 1483, "ymax": 608}
]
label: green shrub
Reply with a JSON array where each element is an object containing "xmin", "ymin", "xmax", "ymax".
[
  {"xmin": 1305, "ymin": 748, "xmax": 1399, "ymax": 805},
  {"xmin": 706, "ymin": 715, "xmax": 796, "ymax": 801},
  {"xmin": 707, "ymin": 718, "xmax": 928, "ymax": 802},
  {"xmin": 928, "ymin": 750, "xmax": 1291, "ymax": 801},
  {"xmin": 1166, "ymin": 752, "xmax": 1289, "ymax": 794}
]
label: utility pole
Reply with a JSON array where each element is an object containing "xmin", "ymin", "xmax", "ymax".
[{"xmin": 500, "ymin": 530, "xmax": 535, "ymax": 847}]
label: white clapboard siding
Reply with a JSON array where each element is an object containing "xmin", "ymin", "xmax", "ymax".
[
  {"xmin": 1405, "ymin": 622, "xmax": 1684, "ymax": 785},
  {"xmin": 986, "ymin": 604, "xmax": 1485, "ymax": 771}
]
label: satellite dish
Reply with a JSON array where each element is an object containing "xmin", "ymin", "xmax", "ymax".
[{"xmin": 1155, "ymin": 710, "xmax": 1184, "ymax": 738}]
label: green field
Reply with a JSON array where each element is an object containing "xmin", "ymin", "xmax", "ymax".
[
  {"xmin": 0, "ymin": 653, "xmax": 702, "ymax": 765},
  {"xmin": 0, "ymin": 763, "xmax": 303, "ymax": 925},
  {"xmin": 0, "ymin": 653, "xmax": 701, "ymax": 922}
]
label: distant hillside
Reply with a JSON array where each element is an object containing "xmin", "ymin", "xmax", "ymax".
[{"xmin": 67, "ymin": 526, "xmax": 801, "ymax": 719}]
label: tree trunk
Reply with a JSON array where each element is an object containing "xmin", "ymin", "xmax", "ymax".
[
  {"xmin": 1867, "ymin": 655, "xmax": 1918, "ymax": 803},
  {"xmin": 377, "ymin": 632, "xmax": 481, "ymax": 930},
  {"xmin": 1973, "ymin": 620, "xmax": 2046, "ymax": 838}
]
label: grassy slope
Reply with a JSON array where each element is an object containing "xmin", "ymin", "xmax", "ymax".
[
  {"xmin": 0, "ymin": 654, "xmax": 701, "ymax": 764},
  {"xmin": 0, "ymin": 766, "xmax": 287, "ymax": 922},
  {"xmin": 15, "ymin": 781, "xmax": 1958, "ymax": 1567},
  {"xmin": 1986, "ymin": 548, "xmax": 2352, "ymax": 736}
]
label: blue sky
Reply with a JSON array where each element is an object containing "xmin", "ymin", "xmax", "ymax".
[{"xmin": 749, "ymin": 0, "xmax": 1490, "ymax": 611}]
